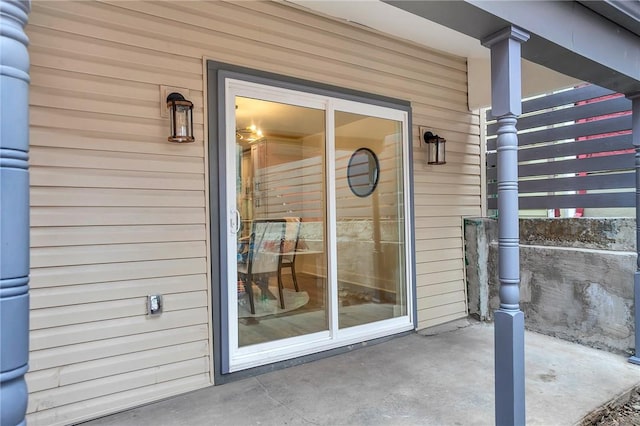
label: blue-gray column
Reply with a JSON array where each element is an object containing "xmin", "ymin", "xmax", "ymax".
[
  {"xmin": 0, "ymin": 1, "xmax": 31, "ymax": 425},
  {"xmin": 629, "ymin": 93, "xmax": 640, "ymax": 366},
  {"xmin": 482, "ymin": 26, "xmax": 529, "ymax": 426}
]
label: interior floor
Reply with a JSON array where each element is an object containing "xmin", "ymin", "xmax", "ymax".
[{"xmin": 238, "ymin": 272, "xmax": 396, "ymax": 347}]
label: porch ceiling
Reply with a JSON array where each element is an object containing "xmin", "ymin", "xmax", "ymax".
[
  {"xmin": 387, "ymin": 0, "xmax": 640, "ymax": 95},
  {"xmin": 288, "ymin": 0, "xmax": 640, "ymax": 98},
  {"xmin": 579, "ymin": 0, "xmax": 640, "ymax": 37}
]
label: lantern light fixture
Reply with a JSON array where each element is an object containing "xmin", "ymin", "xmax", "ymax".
[
  {"xmin": 166, "ymin": 92, "xmax": 195, "ymax": 143},
  {"xmin": 422, "ymin": 130, "xmax": 446, "ymax": 165}
]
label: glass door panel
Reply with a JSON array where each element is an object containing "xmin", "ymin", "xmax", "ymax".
[
  {"xmin": 234, "ymin": 96, "xmax": 328, "ymax": 347},
  {"xmin": 334, "ymin": 111, "xmax": 407, "ymax": 329}
]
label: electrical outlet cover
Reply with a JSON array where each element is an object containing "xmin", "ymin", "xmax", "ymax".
[{"xmin": 147, "ymin": 294, "xmax": 163, "ymax": 315}]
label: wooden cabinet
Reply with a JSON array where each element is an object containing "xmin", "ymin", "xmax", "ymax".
[{"xmin": 251, "ymin": 142, "xmax": 268, "ymax": 217}]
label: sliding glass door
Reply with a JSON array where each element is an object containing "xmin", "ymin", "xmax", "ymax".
[
  {"xmin": 224, "ymin": 78, "xmax": 412, "ymax": 372},
  {"xmin": 334, "ymin": 111, "xmax": 407, "ymax": 329}
]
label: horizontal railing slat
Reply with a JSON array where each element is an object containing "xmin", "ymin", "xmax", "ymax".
[
  {"xmin": 485, "ymin": 134, "xmax": 632, "ymax": 166},
  {"xmin": 487, "ymin": 115, "xmax": 632, "ymax": 150},
  {"xmin": 486, "ymin": 85, "xmax": 614, "ymax": 120},
  {"xmin": 486, "ymin": 96, "xmax": 630, "ymax": 135},
  {"xmin": 486, "ymin": 152, "xmax": 633, "ymax": 180},
  {"xmin": 487, "ymin": 171, "xmax": 635, "ymax": 194},
  {"xmin": 518, "ymin": 115, "xmax": 632, "ymax": 146},
  {"xmin": 487, "ymin": 191, "xmax": 634, "ymax": 209}
]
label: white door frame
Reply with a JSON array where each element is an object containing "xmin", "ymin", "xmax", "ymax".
[{"xmin": 223, "ymin": 77, "xmax": 414, "ymax": 373}]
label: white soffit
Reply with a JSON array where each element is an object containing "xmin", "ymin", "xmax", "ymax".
[
  {"xmin": 286, "ymin": 0, "xmax": 581, "ymax": 108},
  {"xmin": 287, "ymin": 0, "xmax": 488, "ymax": 58}
]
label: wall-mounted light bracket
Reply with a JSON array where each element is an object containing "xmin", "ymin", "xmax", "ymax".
[
  {"xmin": 160, "ymin": 85, "xmax": 190, "ymax": 118},
  {"xmin": 420, "ymin": 127, "xmax": 446, "ymax": 165}
]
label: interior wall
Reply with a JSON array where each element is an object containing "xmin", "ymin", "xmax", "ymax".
[{"xmin": 26, "ymin": 1, "xmax": 481, "ymax": 423}]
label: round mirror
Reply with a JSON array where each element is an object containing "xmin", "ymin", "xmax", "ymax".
[{"xmin": 347, "ymin": 148, "xmax": 380, "ymax": 198}]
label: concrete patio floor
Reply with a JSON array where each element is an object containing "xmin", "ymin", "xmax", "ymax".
[{"xmin": 84, "ymin": 320, "xmax": 640, "ymax": 426}]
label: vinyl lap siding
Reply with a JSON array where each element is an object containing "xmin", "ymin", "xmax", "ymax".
[
  {"xmin": 26, "ymin": 1, "xmax": 209, "ymax": 423},
  {"xmin": 26, "ymin": 1, "xmax": 480, "ymax": 423}
]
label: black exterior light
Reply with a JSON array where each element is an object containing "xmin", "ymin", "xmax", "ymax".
[
  {"xmin": 422, "ymin": 130, "xmax": 446, "ymax": 165},
  {"xmin": 166, "ymin": 92, "xmax": 195, "ymax": 143}
]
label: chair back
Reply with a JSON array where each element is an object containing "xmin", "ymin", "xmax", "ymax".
[
  {"xmin": 281, "ymin": 217, "xmax": 301, "ymax": 262},
  {"xmin": 247, "ymin": 219, "xmax": 286, "ymax": 275}
]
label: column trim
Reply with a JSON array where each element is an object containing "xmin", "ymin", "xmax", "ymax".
[{"xmin": 481, "ymin": 25, "xmax": 530, "ymax": 47}]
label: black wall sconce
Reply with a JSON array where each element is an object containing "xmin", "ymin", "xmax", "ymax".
[
  {"xmin": 421, "ymin": 129, "xmax": 446, "ymax": 165},
  {"xmin": 166, "ymin": 92, "xmax": 195, "ymax": 143}
]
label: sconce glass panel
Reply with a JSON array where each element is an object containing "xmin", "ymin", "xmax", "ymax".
[
  {"xmin": 167, "ymin": 93, "xmax": 195, "ymax": 143},
  {"xmin": 423, "ymin": 131, "xmax": 446, "ymax": 165}
]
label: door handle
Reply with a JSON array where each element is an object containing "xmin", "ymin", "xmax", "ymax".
[{"xmin": 230, "ymin": 209, "xmax": 241, "ymax": 234}]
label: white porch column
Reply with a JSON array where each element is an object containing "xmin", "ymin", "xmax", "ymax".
[
  {"xmin": 629, "ymin": 93, "xmax": 640, "ymax": 366},
  {"xmin": 482, "ymin": 26, "xmax": 529, "ymax": 426}
]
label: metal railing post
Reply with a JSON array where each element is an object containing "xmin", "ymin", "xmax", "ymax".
[{"xmin": 629, "ymin": 93, "xmax": 640, "ymax": 366}]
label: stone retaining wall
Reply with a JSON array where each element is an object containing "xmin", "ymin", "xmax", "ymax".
[{"xmin": 464, "ymin": 217, "xmax": 636, "ymax": 355}]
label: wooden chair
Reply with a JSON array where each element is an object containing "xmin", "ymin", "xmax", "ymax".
[
  {"xmin": 237, "ymin": 219, "xmax": 286, "ymax": 314},
  {"xmin": 278, "ymin": 217, "xmax": 301, "ymax": 293}
]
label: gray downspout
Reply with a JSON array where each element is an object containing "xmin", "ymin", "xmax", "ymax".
[
  {"xmin": 0, "ymin": 1, "xmax": 31, "ymax": 425},
  {"xmin": 482, "ymin": 26, "xmax": 529, "ymax": 426},
  {"xmin": 629, "ymin": 93, "xmax": 640, "ymax": 366}
]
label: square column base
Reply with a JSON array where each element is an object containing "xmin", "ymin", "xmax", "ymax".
[{"xmin": 495, "ymin": 309, "xmax": 526, "ymax": 426}]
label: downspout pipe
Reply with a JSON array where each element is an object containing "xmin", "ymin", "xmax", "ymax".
[
  {"xmin": 629, "ymin": 93, "xmax": 640, "ymax": 366},
  {"xmin": 0, "ymin": 1, "xmax": 31, "ymax": 425}
]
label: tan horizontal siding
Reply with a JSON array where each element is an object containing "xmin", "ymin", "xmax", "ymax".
[
  {"xmin": 31, "ymin": 291, "xmax": 208, "ymax": 330},
  {"xmin": 413, "ymin": 171, "xmax": 481, "ymax": 186},
  {"xmin": 29, "ymin": 325, "xmax": 209, "ymax": 372},
  {"xmin": 415, "ymin": 226, "xmax": 464, "ymax": 240},
  {"xmin": 414, "ymin": 206, "xmax": 481, "ymax": 217},
  {"xmin": 26, "ymin": 375, "xmax": 210, "ymax": 426},
  {"xmin": 416, "ymin": 281, "xmax": 466, "ymax": 299},
  {"xmin": 414, "ymin": 216, "xmax": 467, "ymax": 228},
  {"xmin": 418, "ymin": 309, "xmax": 469, "ymax": 329},
  {"xmin": 416, "ymin": 259, "xmax": 464, "ymax": 276},
  {"xmin": 31, "ymin": 241, "xmax": 205, "ymax": 268},
  {"xmin": 31, "ymin": 167, "xmax": 205, "ymax": 191},
  {"xmin": 420, "ymin": 291, "xmax": 467, "ymax": 309},
  {"xmin": 31, "ymin": 225, "xmax": 206, "ymax": 247},
  {"xmin": 416, "ymin": 248, "xmax": 464, "ymax": 263},
  {"xmin": 30, "ymin": 145, "xmax": 204, "ymax": 173},
  {"xmin": 27, "ymin": 0, "xmax": 479, "ymax": 423},
  {"xmin": 30, "ymin": 107, "xmax": 203, "ymax": 141},
  {"xmin": 31, "ymin": 207, "xmax": 206, "ymax": 227},
  {"xmin": 31, "ymin": 187, "xmax": 204, "ymax": 208},
  {"xmin": 30, "ymin": 275, "xmax": 207, "ymax": 309},
  {"xmin": 414, "ymin": 184, "xmax": 479, "ymax": 196},
  {"xmin": 27, "ymin": 358, "xmax": 208, "ymax": 413},
  {"xmin": 30, "ymin": 307, "xmax": 208, "ymax": 351},
  {"xmin": 31, "ymin": 259, "xmax": 207, "ymax": 288},
  {"xmin": 28, "ymin": 340, "xmax": 209, "ymax": 393}
]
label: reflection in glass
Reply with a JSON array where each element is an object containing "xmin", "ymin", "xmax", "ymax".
[
  {"xmin": 235, "ymin": 97, "xmax": 327, "ymax": 347},
  {"xmin": 335, "ymin": 111, "xmax": 407, "ymax": 328}
]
